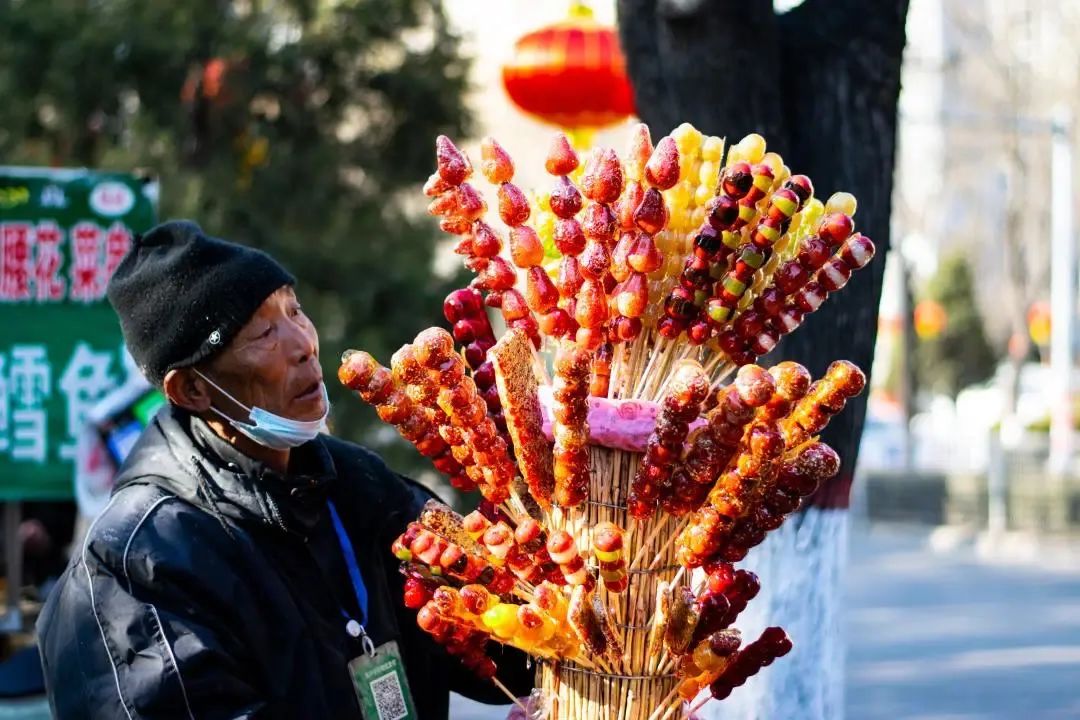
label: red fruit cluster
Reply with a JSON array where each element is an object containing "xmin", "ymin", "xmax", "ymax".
[
  {"xmin": 661, "ymin": 365, "xmax": 776, "ymax": 517},
  {"xmin": 428, "ymin": 136, "xmax": 541, "ymax": 348},
  {"xmin": 674, "ymin": 360, "xmax": 859, "ymax": 569},
  {"xmin": 628, "ymin": 362, "xmax": 711, "ymax": 520},
  {"xmin": 709, "ymin": 627, "xmax": 793, "ymax": 701},
  {"xmin": 339, "ymin": 350, "xmax": 474, "ymax": 492},
  {"xmin": 552, "ymin": 344, "xmax": 593, "ymax": 508},
  {"xmin": 416, "ymin": 597, "xmax": 498, "ymax": 679},
  {"xmin": 781, "ymin": 360, "xmax": 867, "ymax": 447}
]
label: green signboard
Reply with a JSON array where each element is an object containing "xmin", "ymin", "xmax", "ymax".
[{"xmin": 0, "ymin": 168, "xmax": 158, "ymax": 500}]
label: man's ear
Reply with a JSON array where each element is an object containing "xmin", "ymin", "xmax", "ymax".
[{"xmin": 163, "ymin": 368, "xmax": 213, "ymax": 413}]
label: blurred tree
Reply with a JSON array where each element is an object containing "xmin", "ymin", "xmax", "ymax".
[
  {"xmin": 917, "ymin": 253, "xmax": 998, "ymax": 397},
  {"xmin": 0, "ymin": 0, "xmax": 471, "ymax": 474},
  {"xmin": 618, "ymin": 1, "xmax": 909, "ymax": 717}
]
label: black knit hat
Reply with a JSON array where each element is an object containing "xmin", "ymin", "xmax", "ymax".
[{"xmin": 107, "ymin": 220, "xmax": 295, "ymax": 385}]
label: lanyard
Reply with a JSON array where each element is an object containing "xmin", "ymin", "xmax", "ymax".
[{"xmin": 327, "ymin": 500, "xmax": 374, "ymax": 654}]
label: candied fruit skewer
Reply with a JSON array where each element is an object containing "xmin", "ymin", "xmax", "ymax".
[
  {"xmin": 660, "ymin": 365, "xmax": 776, "ymax": 517},
  {"xmin": 488, "ymin": 329, "xmax": 555, "ymax": 508},
  {"xmin": 339, "ymin": 349, "xmax": 475, "ymax": 490},
  {"xmin": 675, "ymin": 630, "xmax": 742, "ymax": 701},
  {"xmin": 589, "ymin": 341, "xmax": 614, "ymax": 398},
  {"xmin": 546, "ymin": 530, "xmax": 591, "ymax": 588},
  {"xmin": 551, "ymin": 342, "xmax": 593, "ymax": 508},
  {"xmin": 413, "ymin": 328, "xmax": 518, "ymax": 505},
  {"xmin": 427, "ymin": 135, "xmax": 539, "ymax": 349},
  {"xmin": 719, "ymin": 174, "xmax": 816, "ymax": 323},
  {"xmin": 708, "ymin": 627, "xmax": 793, "ymax": 702},
  {"xmin": 675, "ymin": 422, "xmax": 785, "ymax": 567},
  {"xmin": 628, "ymin": 361, "xmax": 710, "ymax": 520},
  {"xmin": 614, "ymin": 137, "xmax": 676, "ymax": 341},
  {"xmin": 417, "ymin": 599, "xmax": 499, "ymax": 680},
  {"xmin": 578, "ymin": 147, "xmax": 625, "ymax": 350},
  {"xmin": 543, "ymin": 133, "xmax": 591, "ymax": 344},
  {"xmin": 656, "ymin": 155, "xmax": 766, "ymax": 341},
  {"xmin": 592, "ymin": 521, "xmax": 628, "ymax": 594},
  {"xmin": 781, "ymin": 360, "xmax": 867, "ymax": 448},
  {"xmin": 394, "ymin": 523, "xmax": 509, "ymax": 592},
  {"xmin": 572, "ymin": 147, "xmax": 625, "ymax": 350},
  {"xmin": 418, "ymin": 500, "xmax": 487, "ymax": 558},
  {"xmin": 719, "ymin": 442, "xmax": 841, "ymax": 562},
  {"xmin": 389, "ymin": 340, "xmax": 487, "ymax": 493},
  {"xmin": 704, "ymin": 181, "xmax": 809, "ymax": 332},
  {"xmin": 715, "ymin": 232, "xmax": 877, "ymax": 368}
]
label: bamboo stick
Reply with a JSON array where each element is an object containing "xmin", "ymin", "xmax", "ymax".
[{"xmin": 492, "ymin": 677, "xmax": 528, "ymax": 713}]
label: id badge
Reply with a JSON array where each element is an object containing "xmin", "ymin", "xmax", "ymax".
[{"xmin": 348, "ymin": 640, "xmax": 418, "ymax": 720}]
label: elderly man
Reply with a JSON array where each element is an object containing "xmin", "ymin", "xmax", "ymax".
[{"xmin": 37, "ymin": 221, "xmax": 531, "ymax": 719}]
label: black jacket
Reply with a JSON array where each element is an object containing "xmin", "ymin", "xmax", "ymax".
[{"xmin": 37, "ymin": 406, "xmax": 532, "ymax": 719}]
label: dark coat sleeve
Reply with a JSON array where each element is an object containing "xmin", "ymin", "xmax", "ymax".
[
  {"xmin": 37, "ymin": 490, "xmax": 275, "ymax": 720},
  {"xmin": 393, "ymin": 475, "xmax": 536, "ymax": 705}
]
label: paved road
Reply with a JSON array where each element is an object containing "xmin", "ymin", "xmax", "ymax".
[
  {"xmin": 846, "ymin": 526, "xmax": 1080, "ymax": 720},
  {"xmin": 451, "ymin": 524, "xmax": 1080, "ymax": 719}
]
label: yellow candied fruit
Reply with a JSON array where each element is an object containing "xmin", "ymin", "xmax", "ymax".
[
  {"xmin": 825, "ymin": 191, "xmax": 858, "ymax": 217},
  {"xmin": 538, "ymin": 615, "xmax": 558, "ymax": 644},
  {"xmin": 664, "ymin": 185, "xmax": 688, "ymax": 213},
  {"xmin": 687, "ymin": 163, "xmax": 703, "ymax": 201},
  {"xmin": 801, "ymin": 198, "xmax": 824, "ymax": 233},
  {"xmin": 737, "ymin": 133, "xmax": 767, "ymax": 164},
  {"xmin": 673, "ymin": 122, "xmax": 704, "ymax": 155},
  {"xmin": 694, "ymin": 184, "xmax": 712, "ymax": 208},
  {"xmin": 678, "ymin": 151, "xmax": 697, "ymax": 181},
  {"xmin": 698, "ymin": 160, "xmax": 718, "ymax": 189},
  {"xmin": 481, "ymin": 603, "xmax": 520, "ymax": 640},
  {"xmin": 676, "ymin": 180, "xmax": 695, "ymax": 210},
  {"xmin": 701, "ymin": 136, "xmax": 724, "ymax": 163}
]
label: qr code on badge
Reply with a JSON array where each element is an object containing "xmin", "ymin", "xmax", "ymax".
[{"xmin": 370, "ymin": 670, "xmax": 408, "ymax": 720}]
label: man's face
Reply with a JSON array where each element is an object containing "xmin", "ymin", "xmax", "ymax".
[{"xmin": 203, "ymin": 286, "xmax": 326, "ymax": 422}]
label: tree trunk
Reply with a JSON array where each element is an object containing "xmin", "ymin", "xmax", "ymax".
[{"xmin": 618, "ymin": 1, "xmax": 909, "ymax": 716}]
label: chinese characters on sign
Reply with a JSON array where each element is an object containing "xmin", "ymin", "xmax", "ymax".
[
  {"xmin": 1, "ymin": 168, "xmax": 156, "ymax": 500},
  {"xmin": 0, "ymin": 343, "xmax": 121, "ymax": 465},
  {"xmin": 0, "ymin": 220, "xmax": 131, "ymax": 303}
]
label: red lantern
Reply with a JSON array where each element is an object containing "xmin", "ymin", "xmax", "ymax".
[{"xmin": 501, "ymin": 3, "xmax": 636, "ymax": 133}]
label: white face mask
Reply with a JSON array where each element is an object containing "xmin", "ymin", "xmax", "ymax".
[{"xmin": 194, "ymin": 370, "xmax": 329, "ymax": 451}]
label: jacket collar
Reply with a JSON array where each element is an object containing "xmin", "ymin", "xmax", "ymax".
[{"xmin": 116, "ymin": 404, "xmax": 336, "ymax": 537}]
